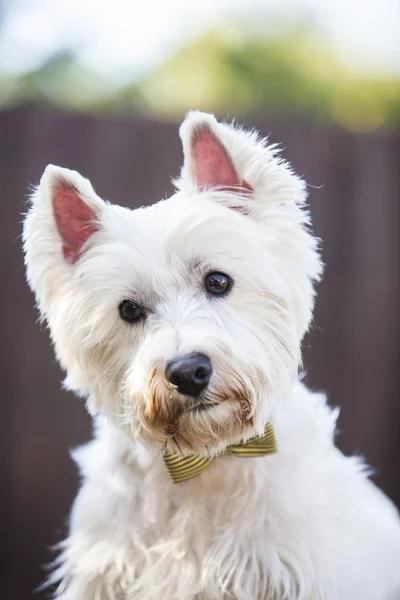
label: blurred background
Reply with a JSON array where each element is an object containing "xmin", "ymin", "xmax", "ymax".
[{"xmin": 1, "ymin": 0, "xmax": 399, "ymax": 597}]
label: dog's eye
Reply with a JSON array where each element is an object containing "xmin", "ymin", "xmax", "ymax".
[
  {"xmin": 119, "ymin": 300, "xmax": 146, "ymax": 323},
  {"xmin": 205, "ymin": 272, "xmax": 231, "ymax": 295}
]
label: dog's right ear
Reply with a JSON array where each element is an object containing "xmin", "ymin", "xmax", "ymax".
[
  {"xmin": 23, "ymin": 165, "xmax": 106, "ymax": 313},
  {"xmin": 25, "ymin": 164, "xmax": 105, "ymax": 264}
]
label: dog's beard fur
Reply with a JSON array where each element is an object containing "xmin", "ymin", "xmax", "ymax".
[{"xmin": 127, "ymin": 357, "xmax": 263, "ymax": 455}]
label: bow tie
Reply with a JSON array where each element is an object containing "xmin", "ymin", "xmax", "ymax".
[{"xmin": 163, "ymin": 422, "xmax": 277, "ymax": 484}]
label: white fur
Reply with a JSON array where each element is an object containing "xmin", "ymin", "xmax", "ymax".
[{"xmin": 23, "ymin": 112, "xmax": 400, "ymax": 599}]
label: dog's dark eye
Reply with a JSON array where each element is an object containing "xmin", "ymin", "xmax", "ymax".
[
  {"xmin": 205, "ymin": 272, "xmax": 231, "ymax": 295},
  {"xmin": 119, "ymin": 300, "xmax": 146, "ymax": 323}
]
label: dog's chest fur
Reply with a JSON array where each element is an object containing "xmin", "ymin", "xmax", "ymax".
[{"xmin": 53, "ymin": 382, "xmax": 400, "ymax": 600}]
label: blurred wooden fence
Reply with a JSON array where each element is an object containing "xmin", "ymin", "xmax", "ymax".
[{"xmin": 1, "ymin": 106, "xmax": 399, "ymax": 599}]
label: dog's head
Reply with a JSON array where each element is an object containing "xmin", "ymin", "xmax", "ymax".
[{"xmin": 23, "ymin": 112, "xmax": 322, "ymax": 455}]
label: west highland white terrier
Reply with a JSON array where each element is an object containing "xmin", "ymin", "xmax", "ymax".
[{"xmin": 23, "ymin": 112, "xmax": 400, "ymax": 599}]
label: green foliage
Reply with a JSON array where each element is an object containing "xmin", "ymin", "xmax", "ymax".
[
  {"xmin": 0, "ymin": 51, "xmax": 135, "ymax": 112},
  {"xmin": 1, "ymin": 23, "xmax": 399, "ymax": 132},
  {"xmin": 139, "ymin": 26, "xmax": 400, "ymax": 131}
]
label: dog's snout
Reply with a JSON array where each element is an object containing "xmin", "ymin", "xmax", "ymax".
[{"xmin": 165, "ymin": 353, "xmax": 212, "ymax": 397}]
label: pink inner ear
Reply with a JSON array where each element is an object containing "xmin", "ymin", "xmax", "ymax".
[
  {"xmin": 53, "ymin": 182, "xmax": 99, "ymax": 264},
  {"xmin": 191, "ymin": 125, "xmax": 252, "ymax": 193}
]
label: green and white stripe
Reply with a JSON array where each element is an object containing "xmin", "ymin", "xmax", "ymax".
[{"xmin": 163, "ymin": 422, "xmax": 277, "ymax": 484}]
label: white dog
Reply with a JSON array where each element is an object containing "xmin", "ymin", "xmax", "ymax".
[{"xmin": 23, "ymin": 112, "xmax": 400, "ymax": 599}]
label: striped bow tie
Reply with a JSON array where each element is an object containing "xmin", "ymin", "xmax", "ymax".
[{"xmin": 163, "ymin": 422, "xmax": 277, "ymax": 484}]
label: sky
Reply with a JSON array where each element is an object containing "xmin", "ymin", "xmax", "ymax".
[{"xmin": 0, "ymin": 0, "xmax": 399, "ymax": 80}]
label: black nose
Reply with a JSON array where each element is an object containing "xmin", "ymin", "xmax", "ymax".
[{"xmin": 165, "ymin": 353, "xmax": 212, "ymax": 397}]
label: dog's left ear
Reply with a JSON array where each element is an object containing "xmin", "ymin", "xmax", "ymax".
[
  {"xmin": 178, "ymin": 112, "xmax": 252, "ymax": 201},
  {"xmin": 177, "ymin": 112, "xmax": 307, "ymax": 218}
]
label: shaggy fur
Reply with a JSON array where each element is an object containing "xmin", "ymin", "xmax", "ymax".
[{"xmin": 23, "ymin": 112, "xmax": 400, "ymax": 599}]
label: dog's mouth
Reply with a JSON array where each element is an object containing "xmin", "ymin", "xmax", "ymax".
[
  {"xmin": 137, "ymin": 379, "xmax": 256, "ymax": 454},
  {"xmin": 184, "ymin": 398, "xmax": 219, "ymax": 412}
]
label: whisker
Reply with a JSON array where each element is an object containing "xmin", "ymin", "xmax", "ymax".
[
  {"xmin": 244, "ymin": 373, "xmax": 270, "ymax": 385},
  {"xmin": 183, "ymin": 399, "xmax": 219, "ymax": 412},
  {"xmin": 172, "ymin": 436, "xmax": 184, "ymax": 456}
]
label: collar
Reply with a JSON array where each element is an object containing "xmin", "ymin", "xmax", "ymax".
[{"xmin": 163, "ymin": 422, "xmax": 277, "ymax": 484}]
